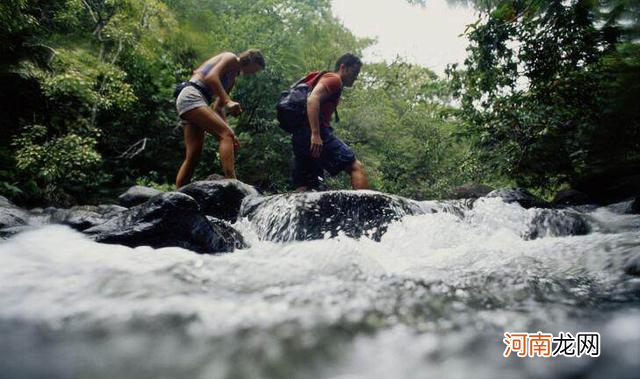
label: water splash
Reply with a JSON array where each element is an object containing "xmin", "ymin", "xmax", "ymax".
[{"xmin": 1, "ymin": 197, "xmax": 639, "ymax": 379}]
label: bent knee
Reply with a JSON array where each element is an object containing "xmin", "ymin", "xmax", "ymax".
[{"xmin": 217, "ymin": 130, "xmax": 235, "ymax": 142}]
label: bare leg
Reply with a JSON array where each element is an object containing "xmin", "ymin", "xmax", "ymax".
[
  {"xmin": 176, "ymin": 121, "xmax": 205, "ymax": 189},
  {"xmin": 346, "ymin": 160, "xmax": 369, "ymax": 190},
  {"xmin": 295, "ymin": 186, "xmax": 308, "ymax": 192},
  {"xmin": 179, "ymin": 106, "xmax": 238, "ymax": 180}
]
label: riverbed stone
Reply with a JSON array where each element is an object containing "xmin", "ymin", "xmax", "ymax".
[
  {"xmin": 630, "ymin": 197, "xmax": 640, "ymax": 214},
  {"xmin": 0, "ymin": 202, "xmax": 29, "ymax": 230},
  {"xmin": 240, "ymin": 190, "xmax": 424, "ymax": 242},
  {"xmin": 624, "ymin": 255, "xmax": 640, "ymax": 277},
  {"xmin": 206, "ymin": 216, "xmax": 248, "ymax": 250},
  {"xmin": 525, "ymin": 209, "xmax": 590, "ymax": 240},
  {"xmin": 449, "ymin": 184, "xmax": 495, "ymax": 200},
  {"xmin": 178, "ymin": 179, "xmax": 259, "ymax": 222},
  {"xmin": 85, "ymin": 192, "xmax": 237, "ymax": 254},
  {"xmin": 118, "ymin": 185, "xmax": 162, "ymax": 208},
  {"xmin": 486, "ymin": 188, "xmax": 550, "ymax": 209}
]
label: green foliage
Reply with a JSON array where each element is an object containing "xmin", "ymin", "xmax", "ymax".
[
  {"xmin": 448, "ymin": 0, "xmax": 640, "ymax": 193},
  {"xmin": 336, "ymin": 60, "xmax": 491, "ymax": 199},
  {"xmin": 14, "ymin": 124, "xmax": 103, "ymax": 184},
  {"xmin": 135, "ymin": 171, "xmax": 174, "ymax": 192},
  {"xmin": 0, "ymin": 0, "xmax": 516, "ymax": 205}
]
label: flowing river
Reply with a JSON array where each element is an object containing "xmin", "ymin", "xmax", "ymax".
[{"xmin": 1, "ymin": 196, "xmax": 639, "ymax": 379}]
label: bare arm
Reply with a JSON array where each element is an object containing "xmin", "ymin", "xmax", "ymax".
[
  {"xmin": 212, "ymin": 97, "xmax": 226, "ymax": 122},
  {"xmin": 307, "ymin": 82, "xmax": 331, "ymax": 158},
  {"xmin": 204, "ymin": 53, "xmax": 239, "ymax": 106}
]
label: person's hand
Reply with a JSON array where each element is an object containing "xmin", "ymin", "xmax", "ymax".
[
  {"xmin": 225, "ymin": 100, "xmax": 243, "ymax": 116},
  {"xmin": 231, "ymin": 133, "xmax": 241, "ymax": 149},
  {"xmin": 310, "ymin": 133, "xmax": 323, "ymax": 159}
]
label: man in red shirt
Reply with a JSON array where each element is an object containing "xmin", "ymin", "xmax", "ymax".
[{"xmin": 292, "ymin": 53, "xmax": 369, "ymax": 191}]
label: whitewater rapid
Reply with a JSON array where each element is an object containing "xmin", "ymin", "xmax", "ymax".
[{"xmin": 1, "ymin": 197, "xmax": 639, "ymax": 379}]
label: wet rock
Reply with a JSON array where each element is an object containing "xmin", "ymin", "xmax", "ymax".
[
  {"xmin": 50, "ymin": 208, "xmax": 105, "ymax": 231},
  {"xmin": 40, "ymin": 205, "xmax": 126, "ymax": 231},
  {"xmin": 0, "ymin": 225, "xmax": 35, "ymax": 239},
  {"xmin": 118, "ymin": 185, "xmax": 162, "ymax": 208},
  {"xmin": 178, "ymin": 179, "xmax": 259, "ymax": 222},
  {"xmin": 206, "ymin": 216, "xmax": 248, "ymax": 249},
  {"xmin": 0, "ymin": 202, "xmax": 29, "ymax": 230},
  {"xmin": 525, "ymin": 209, "xmax": 590, "ymax": 240},
  {"xmin": 630, "ymin": 197, "xmax": 640, "ymax": 214},
  {"xmin": 240, "ymin": 190, "xmax": 424, "ymax": 242},
  {"xmin": 552, "ymin": 189, "xmax": 590, "ymax": 207},
  {"xmin": 486, "ymin": 188, "xmax": 550, "ymax": 209},
  {"xmin": 449, "ymin": 184, "xmax": 494, "ymax": 200},
  {"xmin": 204, "ymin": 174, "xmax": 225, "ymax": 181},
  {"xmin": 74, "ymin": 204, "xmax": 128, "ymax": 219},
  {"xmin": 435, "ymin": 199, "xmax": 475, "ymax": 218},
  {"xmin": 85, "ymin": 192, "xmax": 236, "ymax": 254},
  {"xmin": 624, "ymin": 255, "xmax": 640, "ymax": 276},
  {"xmin": 0, "ymin": 195, "xmax": 13, "ymax": 207}
]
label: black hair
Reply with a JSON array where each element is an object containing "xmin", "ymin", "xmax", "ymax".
[{"xmin": 334, "ymin": 53, "xmax": 362, "ymax": 72}]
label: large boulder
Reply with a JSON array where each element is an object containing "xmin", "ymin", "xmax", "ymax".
[
  {"xmin": 85, "ymin": 192, "xmax": 237, "ymax": 254},
  {"xmin": 448, "ymin": 184, "xmax": 494, "ymax": 200},
  {"xmin": 525, "ymin": 209, "xmax": 590, "ymax": 240},
  {"xmin": 552, "ymin": 189, "xmax": 590, "ymax": 207},
  {"xmin": 118, "ymin": 185, "xmax": 162, "ymax": 207},
  {"xmin": 178, "ymin": 179, "xmax": 259, "ymax": 222},
  {"xmin": 240, "ymin": 190, "xmax": 425, "ymax": 242},
  {"xmin": 486, "ymin": 188, "xmax": 550, "ymax": 209}
]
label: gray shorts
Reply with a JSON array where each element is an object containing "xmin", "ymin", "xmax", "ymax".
[{"xmin": 176, "ymin": 79, "xmax": 211, "ymax": 118}]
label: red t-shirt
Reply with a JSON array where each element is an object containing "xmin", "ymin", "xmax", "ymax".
[{"xmin": 304, "ymin": 72, "xmax": 342, "ymax": 128}]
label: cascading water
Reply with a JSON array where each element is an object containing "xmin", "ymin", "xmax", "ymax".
[{"xmin": 1, "ymin": 195, "xmax": 639, "ymax": 379}]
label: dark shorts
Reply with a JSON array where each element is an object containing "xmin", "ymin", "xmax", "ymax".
[{"xmin": 291, "ymin": 126, "xmax": 356, "ymax": 188}]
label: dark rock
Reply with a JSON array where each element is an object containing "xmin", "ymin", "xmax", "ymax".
[
  {"xmin": 85, "ymin": 192, "xmax": 236, "ymax": 254},
  {"xmin": 118, "ymin": 185, "xmax": 162, "ymax": 207},
  {"xmin": 552, "ymin": 189, "xmax": 590, "ymax": 207},
  {"xmin": 56, "ymin": 208, "xmax": 105, "ymax": 231},
  {"xmin": 486, "ymin": 188, "xmax": 550, "ymax": 209},
  {"xmin": 0, "ymin": 203, "xmax": 29, "ymax": 229},
  {"xmin": 58, "ymin": 206, "xmax": 127, "ymax": 231},
  {"xmin": 574, "ymin": 172, "xmax": 640, "ymax": 205},
  {"xmin": 240, "ymin": 190, "xmax": 424, "ymax": 242},
  {"xmin": 624, "ymin": 255, "xmax": 640, "ymax": 277},
  {"xmin": 178, "ymin": 179, "xmax": 258, "ymax": 222},
  {"xmin": 631, "ymin": 197, "xmax": 640, "ymax": 214},
  {"xmin": 71, "ymin": 204, "xmax": 127, "ymax": 219},
  {"xmin": 27, "ymin": 205, "xmax": 128, "ymax": 231},
  {"xmin": 449, "ymin": 184, "xmax": 495, "ymax": 200},
  {"xmin": 204, "ymin": 174, "xmax": 225, "ymax": 181},
  {"xmin": 206, "ymin": 216, "xmax": 248, "ymax": 249},
  {"xmin": 525, "ymin": 209, "xmax": 590, "ymax": 240}
]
